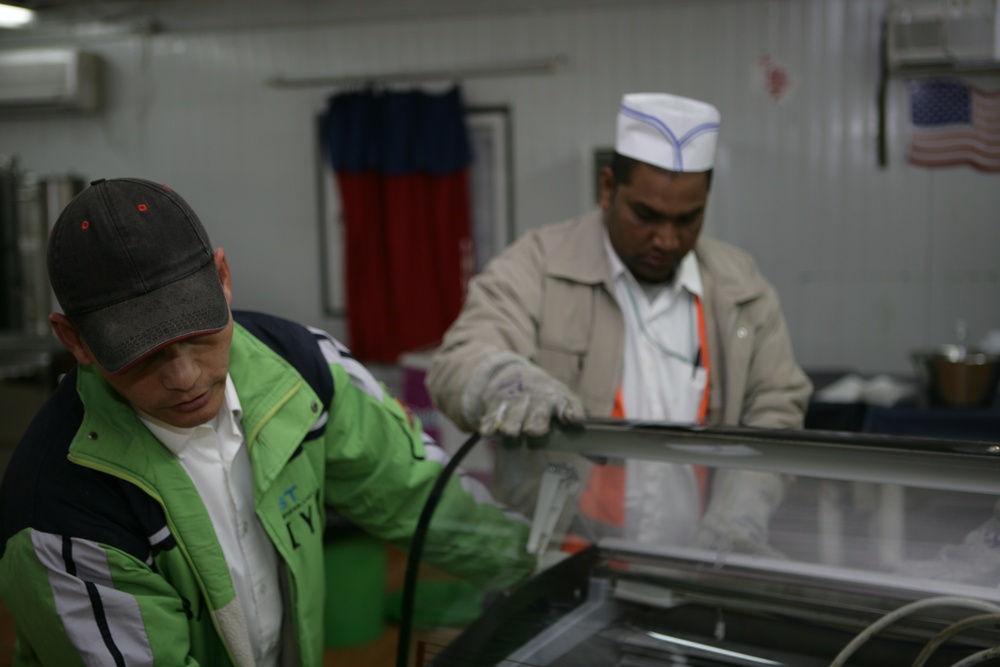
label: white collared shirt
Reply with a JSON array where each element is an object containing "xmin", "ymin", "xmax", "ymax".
[
  {"xmin": 604, "ymin": 231, "xmax": 707, "ymax": 545},
  {"xmin": 139, "ymin": 376, "xmax": 282, "ymax": 667},
  {"xmin": 604, "ymin": 232, "xmax": 707, "ymax": 423}
]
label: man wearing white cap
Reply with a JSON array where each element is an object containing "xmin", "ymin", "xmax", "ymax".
[{"xmin": 427, "ymin": 93, "xmax": 812, "ymax": 551}]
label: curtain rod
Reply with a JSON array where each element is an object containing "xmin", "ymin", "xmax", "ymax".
[{"xmin": 267, "ymin": 55, "xmax": 567, "ymax": 88}]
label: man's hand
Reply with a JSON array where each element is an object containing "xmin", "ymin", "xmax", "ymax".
[
  {"xmin": 692, "ymin": 470, "xmax": 790, "ymax": 558},
  {"xmin": 463, "ymin": 352, "xmax": 585, "ymax": 442}
]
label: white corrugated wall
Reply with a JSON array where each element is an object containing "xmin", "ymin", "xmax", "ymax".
[{"xmin": 1, "ymin": 0, "xmax": 997, "ymax": 374}]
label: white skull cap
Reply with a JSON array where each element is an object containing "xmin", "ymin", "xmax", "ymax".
[{"xmin": 616, "ymin": 93, "xmax": 721, "ymax": 172}]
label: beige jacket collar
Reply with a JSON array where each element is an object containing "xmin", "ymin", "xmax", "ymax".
[
  {"xmin": 546, "ymin": 209, "xmax": 614, "ymax": 289},
  {"xmin": 545, "ymin": 208, "xmax": 766, "ymax": 306}
]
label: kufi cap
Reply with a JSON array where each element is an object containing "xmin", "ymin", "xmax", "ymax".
[
  {"xmin": 616, "ymin": 93, "xmax": 721, "ymax": 172},
  {"xmin": 47, "ymin": 177, "xmax": 230, "ymax": 374}
]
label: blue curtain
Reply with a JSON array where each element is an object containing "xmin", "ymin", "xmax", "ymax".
[{"xmin": 325, "ymin": 85, "xmax": 473, "ymax": 174}]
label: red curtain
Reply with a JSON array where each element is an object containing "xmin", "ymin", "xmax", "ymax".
[{"xmin": 323, "ymin": 86, "xmax": 474, "ymax": 362}]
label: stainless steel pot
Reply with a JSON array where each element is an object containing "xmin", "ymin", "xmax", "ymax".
[{"xmin": 911, "ymin": 344, "xmax": 1000, "ymax": 408}]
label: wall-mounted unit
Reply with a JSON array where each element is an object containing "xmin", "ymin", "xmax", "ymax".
[
  {"xmin": 885, "ymin": 0, "xmax": 1000, "ymax": 72},
  {"xmin": 0, "ymin": 49, "xmax": 102, "ymax": 115}
]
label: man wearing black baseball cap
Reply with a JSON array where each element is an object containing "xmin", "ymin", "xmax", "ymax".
[
  {"xmin": 0, "ymin": 178, "xmax": 532, "ymax": 667},
  {"xmin": 46, "ymin": 178, "xmax": 234, "ymax": 427}
]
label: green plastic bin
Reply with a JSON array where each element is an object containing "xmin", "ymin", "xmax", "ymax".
[{"xmin": 323, "ymin": 532, "xmax": 387, "ymax": 649}]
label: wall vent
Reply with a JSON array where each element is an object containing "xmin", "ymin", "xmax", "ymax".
[{"xmin": 886, "ymin": 1, "xmax": 1000, "ymax": 71}]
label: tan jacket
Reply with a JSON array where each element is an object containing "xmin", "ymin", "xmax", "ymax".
[{"xmin": 428, "ymin": 209, "xmax": 812, "ymax": 432}]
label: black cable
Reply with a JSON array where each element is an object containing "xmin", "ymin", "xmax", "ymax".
[{"xmin": 395, "ymin": 431, "xmax": 481, "ymax": 667}]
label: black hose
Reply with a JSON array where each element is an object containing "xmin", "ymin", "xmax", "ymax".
[{"xmin": 395, "ymin": 432, "xmax": 481, "ymax": 667}]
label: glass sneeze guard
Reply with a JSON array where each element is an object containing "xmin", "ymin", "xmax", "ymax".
[{"xmin": 398, "ymin": 420, "xmax": 1000, "ymax": 667}]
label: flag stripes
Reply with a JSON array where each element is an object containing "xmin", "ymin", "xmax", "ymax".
[{"xmin": 907, "ymin": 79, "xmax": 1000, "ymax": 172}]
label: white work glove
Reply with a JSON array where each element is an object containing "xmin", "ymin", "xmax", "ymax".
[
  {"xmin": 896, "ymin": 498, "xmax": 1000, "ymax": 585},
  {"xmin": 462, "ymin": 352, "xmax": 586, "ymax": 443},
  {"xmin": 692, "ymin": 469, "xmax": 790, "ymax": 559}
]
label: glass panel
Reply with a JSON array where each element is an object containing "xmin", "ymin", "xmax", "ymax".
[{"xmin": 401, "ymin": 421, "xmax": 1000, "ymax": 666}]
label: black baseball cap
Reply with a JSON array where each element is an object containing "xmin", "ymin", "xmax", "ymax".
[{"xmin": 47, "ymin": 177, "xmax": 231, "ymax": 374}]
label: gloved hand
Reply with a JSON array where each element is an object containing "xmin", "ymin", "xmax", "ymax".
[
  {"xmin": 895, "ymin": 498, "xmax": 1000, "ymax": 585},
  {"xmin": 692, "ymin": 470, "xmax": 791, "ymax": 559},
  {"xmin": 461, "ymin": 351, "xmax": 586, "ymax": 442}
]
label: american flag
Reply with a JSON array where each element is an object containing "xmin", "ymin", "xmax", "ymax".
[{"xmin": 907, "ymin": 79, "xmax": 1000, "ymax": 172}]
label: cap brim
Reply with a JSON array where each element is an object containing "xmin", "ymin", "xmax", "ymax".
[{"xmin": 70, "ymin": 259, "xmax": 231, "ymax": 374}]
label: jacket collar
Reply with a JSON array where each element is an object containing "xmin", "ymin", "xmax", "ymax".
[
  {"xmin": 546, "ymin": 209, "xmax": 615, "ymax": 289},
  {"xmin": 70, "ymin": 324, "xmax": 316, "ymax": 489},
  {"xmin": 545, "ymin": 209, "xmax": 765, "ymax": 306},
  {"xmin": 694, "ymin": 235, "xmax": 767, "ymax": 305}
]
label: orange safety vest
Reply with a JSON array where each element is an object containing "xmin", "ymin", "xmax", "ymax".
[{"xmin": 571, "ymin": 295, "xmax": 710, "ymax": 545}]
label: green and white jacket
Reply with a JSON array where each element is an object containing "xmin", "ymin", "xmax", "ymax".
[{"xmin": 0, "ymin": 311, "xmax": 531, "ymax": 667}]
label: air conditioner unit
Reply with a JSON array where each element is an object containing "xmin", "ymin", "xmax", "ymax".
[
  {"xmin": 886, "ymin": 0, "xmax": 1000, "ymax": 71},
  {"xmin": 0, "ymin": 49, "xmax": 102, "ymax": 115}
]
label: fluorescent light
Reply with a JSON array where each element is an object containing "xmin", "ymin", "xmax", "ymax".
[
  {"xmin": 646, "ymin": 631, "xmax": 785, "ymax": 665},
  {"xmin": 0, "ymin": 4, "xmax": 35, "ymax": 28}
]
